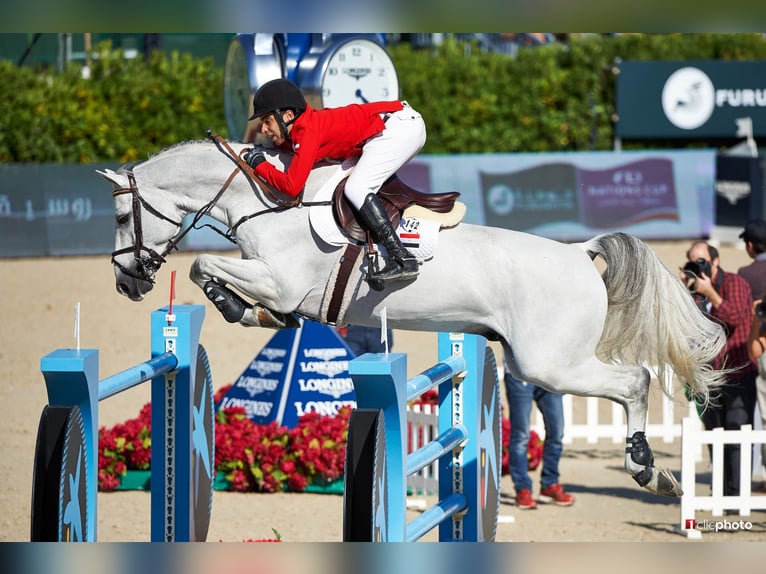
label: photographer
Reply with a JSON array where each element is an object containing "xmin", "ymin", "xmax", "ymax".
[{"xmin": 682, "ymin": 241, "xmax": 756, "ymax": 498}]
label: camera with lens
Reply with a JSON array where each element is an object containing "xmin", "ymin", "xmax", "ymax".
[
  {"xmin": 757, "ymin": 300, "xmax": 766, "ymax": 319},
  {"xmin": 682, "ymin": 258, "xmax": 712, "ymax": 291}
]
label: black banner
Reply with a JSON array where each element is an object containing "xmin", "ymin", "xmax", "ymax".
[
  {"xmin": 617, "ymin": 61, "xmax": 766, "ymax": 139},
  {"xmin": 715, "ymin": 154, "xmax": 765, "ymax": 227}
]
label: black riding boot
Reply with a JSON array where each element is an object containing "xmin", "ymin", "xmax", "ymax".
[{"xmin": 357, "ymin": 193, "xmax": 419, "ymax": 285}]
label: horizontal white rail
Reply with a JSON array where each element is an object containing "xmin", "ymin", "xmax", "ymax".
[{"xmin": 678, "ymin": 417, "xmax": 766, "ymax": 539}]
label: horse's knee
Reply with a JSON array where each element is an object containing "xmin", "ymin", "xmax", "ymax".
[{"xmin": 189, "ymin": 255, "xmax": 212, "ymax": 285}]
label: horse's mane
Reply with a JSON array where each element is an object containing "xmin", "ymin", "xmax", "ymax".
[{"xmin": 119, "ymin": 139, "xmax": 302, "ymax": 176}]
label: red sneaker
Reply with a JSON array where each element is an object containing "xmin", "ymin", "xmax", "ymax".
[
  {"xmin": 514, "ymin": 488, "xmax": 538, "ymax": 510},
  {"xmin": 538, "ymin": 483, "xmax": 575, "ymax": 506}
]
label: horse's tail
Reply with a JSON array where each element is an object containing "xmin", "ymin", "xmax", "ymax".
[{"xmin": 580, "ymin": 232, "xmax": 727, "ymax": 406}]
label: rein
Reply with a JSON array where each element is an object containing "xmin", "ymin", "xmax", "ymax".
[
  {"xmin": 205, "ymin": 131, "xmax": 332, "ymax": 235},
  {"xmin": 111, "ymin": 132, "xmax": 332, "ymax": 283}
]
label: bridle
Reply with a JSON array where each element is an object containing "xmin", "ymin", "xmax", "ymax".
[
  {"xmin": 110, "ymin": 132, "xmax": 331, "ymax": 284},
  {"xmin": 110, "ymin": 171, "xmax": 184, "ymax": 284}
]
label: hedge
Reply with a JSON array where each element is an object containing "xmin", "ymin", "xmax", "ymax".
[
  {"xmin": 1, "ymin": 34, "xmax": 765, "ymax": 163},
  {"xmin": 0, "ymin": 41, "xmax": 226, "ymax": 163}
]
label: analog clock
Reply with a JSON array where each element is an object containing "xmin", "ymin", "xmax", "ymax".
[
  {"xmin": 300, "ymin": 37, "xmax": 399, "ymax": 109},
  {"xmin": 223, "ymin": 34, "xmax": 285, "ymax": 142}
]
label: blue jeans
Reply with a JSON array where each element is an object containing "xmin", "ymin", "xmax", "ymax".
[
  {"xmin": 504, "ymin": 373, "xmax": 565, "ymax": 492},
  {"xmin": 340, "ymin": 324, "xmax": 394, "ymax": 356}
]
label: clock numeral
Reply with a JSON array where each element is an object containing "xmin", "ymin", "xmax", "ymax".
[
  {"xmin": 352, "ymin": 47, "xmax": 362, "ymax": 57},
  {"xmin": 327, "ymin": 67, "xmax": 338, "ymax": 76}
]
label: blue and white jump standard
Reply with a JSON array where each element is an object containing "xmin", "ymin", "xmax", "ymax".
[
  {"xmin": 31, "ymin": 305, "xmax": 214, "ymax": 542},
  {"xmin": 343, "ymin": 332, "xmax": 501, "ymax": 542}
]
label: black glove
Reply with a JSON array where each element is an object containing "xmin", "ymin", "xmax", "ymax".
[{"xmin": 243, "ymin": 148, "xmax": 266, "ymax": 169}]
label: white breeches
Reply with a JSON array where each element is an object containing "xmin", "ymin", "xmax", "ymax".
[{"xmin": 344, "ymin": 103, "xmax": 427, "ymax": 209}]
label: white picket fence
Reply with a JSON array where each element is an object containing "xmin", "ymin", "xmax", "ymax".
[
  {"xmin": 406, "ymin": 403, "xmax": 440, "ymax": 496},
  {"xmin": 530, "ymin": 392, "xmax": 700, "ymax": 445},
  {"xmin": 405, "ymin": 391, "xmax": 700, "ymax": 496},
  {"xmin": 678, "ymin": 417, "xmax": 766, "ymax": 539},
  {"xmin": 405, "ymin": 394, "xmax": 765, "ymax": 502}
]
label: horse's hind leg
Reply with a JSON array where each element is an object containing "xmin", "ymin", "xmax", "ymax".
[{"xmin": 517, "ymin": 354, "xmax": 682, "ymax": 497}]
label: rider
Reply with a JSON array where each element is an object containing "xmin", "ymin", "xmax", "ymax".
[{"xmin": 243, "ymin": 78, "xmax": 424, "ymax": 287}]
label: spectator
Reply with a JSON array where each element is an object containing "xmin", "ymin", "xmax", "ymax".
[
  {"xmin": 337, "ymin": 324, "xmax": 393, "ymax": 356},
  {"xmin": 737, "ymin": 219, "xmax": 766, "ymax": 302},
  {"xmin": 683, "ymin": 241, "xmax": 756, "ymax": 497},
  {"xmin": 748, "ymin": 293, "xmax": 766, "ymax": 492},
  {"xmin": 504, "ymin": 358, "xmax": 574, "ymax": 510},
  {"xmin": 738, "ymin": 219, "xmax": 766, "ymax": 491}
]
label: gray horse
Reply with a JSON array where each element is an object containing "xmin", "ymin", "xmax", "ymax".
[{"xmin": 98, "ymin": 138, "xmax": 727, "ymax": 498}]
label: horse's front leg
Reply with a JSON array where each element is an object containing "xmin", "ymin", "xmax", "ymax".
[{"xmin": 189, "ymin": 253, "xmax": 299, "ymax": 329}]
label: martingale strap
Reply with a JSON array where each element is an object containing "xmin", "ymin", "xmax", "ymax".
[{"xmin": 321, "ymin": 244, "xmax": 365, "ymax": 325}]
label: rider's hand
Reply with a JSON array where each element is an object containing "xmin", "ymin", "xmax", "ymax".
[{"xmin": 244, "ymin": 149, "xmax": 266, "ymax": 169}]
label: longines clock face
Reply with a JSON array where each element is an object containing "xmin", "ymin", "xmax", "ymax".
[{"xmin": 319, "ymin": 38, "xmax": 399, "ymax": 108}]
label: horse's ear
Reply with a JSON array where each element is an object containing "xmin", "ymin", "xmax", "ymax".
[{"xmin": 96, "ymin": 168, "xmax": 128, "ymax": 189}]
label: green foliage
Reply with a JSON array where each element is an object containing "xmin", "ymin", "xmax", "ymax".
[
  {"xmin": 2, "ymin": 34, "xmax": 766, "ymax": 163},
  {"xmin": 0, "ymin": 41, "xmax": 226, "ymax": 163}
]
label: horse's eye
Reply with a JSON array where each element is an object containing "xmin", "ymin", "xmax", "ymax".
[{"xmin": 116, "ymin": 214, "xmax": 130, "ymax": 226}]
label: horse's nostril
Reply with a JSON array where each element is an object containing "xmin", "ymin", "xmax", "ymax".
[{"xmin": 117, "ymin": 283, "xmax": 129, "ymax": 296}]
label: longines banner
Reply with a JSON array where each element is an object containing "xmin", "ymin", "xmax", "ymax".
[{"xmin": 616, "ymin": 61, "xmax": 766, "ymax": 139}]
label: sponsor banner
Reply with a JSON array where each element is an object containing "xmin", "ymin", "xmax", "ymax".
[
  {"xmin": 0, "ymin": 163, "xmax": 118, "ymax": 257},
  {"xmin": 616, "ymin": 61, "xmax": 766, "ymax": 139},
  {"xmin": 0, "ymin": 150, "xmax": 725, "ymax": 258},
  {"xmin": 474, "ymin": 150, "xmax": 714, "ymax": 241},
  {"xmin": 714, "ymin": 155, "xmax": 764, "ymax": 228},
  {"xmin": 216, "ymin": 319, "xmax": 356, "ymax": 427}
]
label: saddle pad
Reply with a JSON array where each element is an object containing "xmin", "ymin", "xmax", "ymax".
[
  {"xmin": 309, "ymin": 164, "xmax": 441, "ymax": 261},
  {"xmin": 309, "ymin": 158, "xmax": 358, "ymax": 247},
  {"xmin": 392, "ymin": 216, "xmax": 440, "ymax": 261}
]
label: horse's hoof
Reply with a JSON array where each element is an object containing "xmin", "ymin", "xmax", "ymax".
[
  {"xmin": 204, "ymin": 280, "xmax": 249, "ymax": 323},
  {"xmin": 253, "ymin": 306, "xmax": 300, "ymax": 330},
  {"xmin": 656, "ymin": 467, "xmax": 683, "ymax": 497}
]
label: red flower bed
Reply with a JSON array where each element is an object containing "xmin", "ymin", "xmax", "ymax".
[{"xmin": 97, "ymin": 384, "xmax": 543, "ymax": 492}]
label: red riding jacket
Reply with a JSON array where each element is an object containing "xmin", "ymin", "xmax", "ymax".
[{"xmin": 253, "ymin": 100, "xmax": 404, "ymax": 198}]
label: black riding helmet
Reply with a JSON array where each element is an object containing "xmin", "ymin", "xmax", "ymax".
[{"xmin": 248, "ymin": 79, "xmax": 307, "ymax": 141}]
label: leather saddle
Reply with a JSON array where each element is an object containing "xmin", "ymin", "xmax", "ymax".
[{"xmin": 333, "ymin": 174, "xmax": 461, "ymax": 243}]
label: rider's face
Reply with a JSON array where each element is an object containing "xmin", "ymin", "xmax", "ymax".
[{"xmin": 259, "ymin": 111, "xmax": 293, "ymax": 146}]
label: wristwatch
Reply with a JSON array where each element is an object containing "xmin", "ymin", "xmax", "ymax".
[
  {"xmin": 223, "ymin": 33, "xmax": 285, "ymax": 142},
  {"xmin": 298, "ymin": 36, "xmax": 399, "ymax": 109}
]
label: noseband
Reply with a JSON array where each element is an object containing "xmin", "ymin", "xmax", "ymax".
[{"xmin": 110, "ymin": 171, "xmax": 183, "ymax": 284}]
